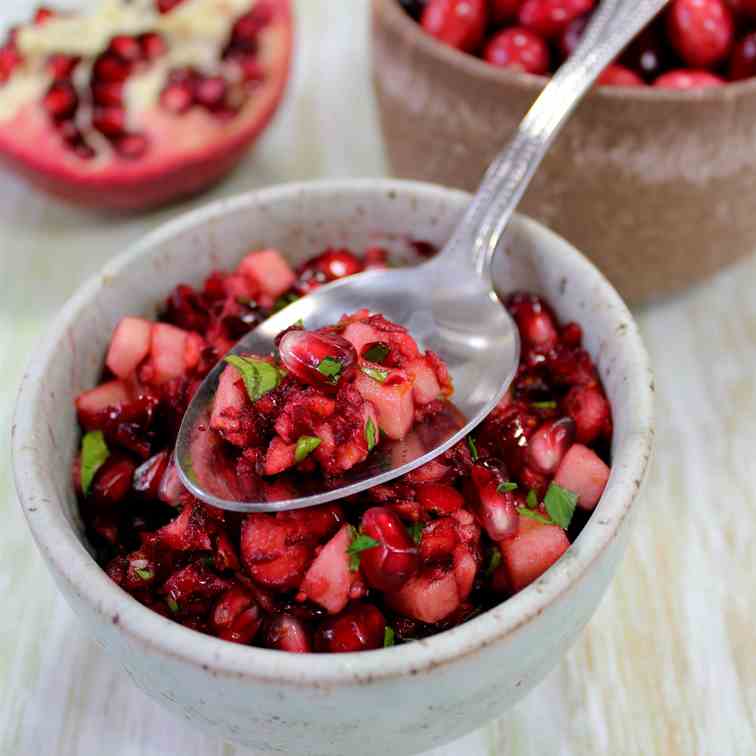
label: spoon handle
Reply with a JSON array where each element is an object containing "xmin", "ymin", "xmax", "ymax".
[{"xmin": 439, "ymin": 0, "xmax": 669, "ymax": 277}]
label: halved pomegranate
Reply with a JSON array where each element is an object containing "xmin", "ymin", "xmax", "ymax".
[{"xmin": 0, "ymin": 0, "xmax": 293, "ymax": 210}]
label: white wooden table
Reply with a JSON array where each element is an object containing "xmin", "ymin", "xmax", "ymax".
[{"xmin": 2, "ymin": 1, "xmax": 755, "ymax": 754}]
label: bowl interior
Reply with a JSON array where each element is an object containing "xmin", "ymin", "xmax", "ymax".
[{"xmin": 13, "ymin": 178, "xmax": 653, "ymax": 682}]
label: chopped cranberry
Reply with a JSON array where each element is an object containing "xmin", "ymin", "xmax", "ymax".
[
  {"xmin": 314, "ymin": 603, "xmax": 386, "ymax": 653},
  {"xmin": 421, "ymin": 0, "xmax": 488, "ymax": 52},
  {"xmin": 483, "ymin": 27, "xmax": 550, "ymax": 74}
]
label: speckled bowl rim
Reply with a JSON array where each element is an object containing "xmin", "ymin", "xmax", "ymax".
[
  {"xmin": 12, "ymin": 179, "xmax": 654, "ymax": 687},
  {"xmin": 374, "ymin": 0, "xmax": 756, "ymax": 103}
]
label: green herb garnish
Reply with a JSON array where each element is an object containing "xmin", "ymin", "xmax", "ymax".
[
  {"xmin": 365, "ymin": 418, "xmax": 379, "ymax": 451},
  {"xmin": 408, "ymin": 522, "xmax": 424, "ymax": 544},
  {"xmin": 384, "ymin": 626, "xmax": 396, "ymax": 647},
  {"xmin": 364, "ymin": 343, "xmax": 390, "ymax": 364},
  {"xmin": 317, "ymin": 356, "xmax": 343, "ymax": 382},
  {"xmin": 272, "ymin": 292, "xmax": 300, "ymax": 313},
  {"xmin": 484, "ymin": 548, "xmax": 502, "ymax": 577},
  {"xmin": 224, "ymin": 355, "xmax": 282, "ymax": 402},
  {"xmin": 517, "ymin": 508, "xmax": 555, "ymax": 526},
  {"xmin": 80, "ymin": 430, "xmax": 109, "ymax": 496},
  {"xmin": 361, "ymin": 366, "xmax": 389, "ymax": 383},
  {"xmin": 347, "ymin": 528, "xmax": 380, "ymax": 572},
  {"xmin": 166, "ymin": 597, "xmax": 180, "ymax": 614},
  {"xmin": 526, "ymin": 489, "xmax": 539, "ymax": 509},
  {"xmin": 543, "ymin": 483, "xmax": 578, "ymax": 530},
  {"xmin": 467, "ymin": 435, "xmax": 479, "ymax": 461},
  {"xmin": 134, "ymin": 567, "xmax": 154, "ymax": 581},
  {"xmin": 295, "ymin": 435, "xmax": 322, "ymax": 463},
  {"xmin": 497, "ymin": 481, "xmax": 518, "ymax": 493},
  {"xmin": 532, "ymin": 400, "xmax": 557, "ymax": 410}
]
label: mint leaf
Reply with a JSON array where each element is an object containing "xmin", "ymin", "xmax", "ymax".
[
  {"xmin": 347, "ymin": 528, "xmax": 380, "ymax": 572},
  {"xmin": 532, "ymin": 400, "xmax": 557, "ymax": 410},
  {"xmin": 272, "ymin": 292, "xmax": 300, "ymax": 313},
  {"xmin": 316, "ymin": 356, "xmax": 343, "ymax": 383},
  {"xmin": 384, "ymin": 626, "xmax": 396, "ymax": 647},
  {"xmin": 166, "ymin": 597, "xmax": 180, "ymax": 614},
  {"xmin": 526, "ymin": 489, "xmax": 538, "ymax": 509},
  {"xmin": 517, "ymin": 507, "xmax": 555, "ymax": 526},
  {"xmin": 364, "ymin": 342, "xmax": 390, "ymax": 364},
  {"xmin": 134, "ymin": 567, "xmax": 154, "ymax": 581},
  {"xmin": 80, "ymin": 430, "xmax": 109, "ymax": 496},
  {"xmin": 365, "ymin": 418, "xmax": 378, "ymax": 451},
  {"xmin": 361, "ymin": 366, "xmax": 389, "ymax": 383},
  {"xmin": 467, "ymin": 435, "xmax": 479, "ymax": 461},
  {"xmin": 224, "ymin": 355, "xmax": 282, "ymax": 402},
  {"xmin": 484, "ymin": 548, "xmax": 502, "ymax": 577},
  {"xmin": 408, "ymin": 522, "xmax": 424, "ymax": 544},
  {"xmin": 295, "ymin": 435, "xmax": 321, "ymax": 463},
  {"xmin": 544, "ymin": 483, "xmax": 578, "ymax": 530},
  {"xmin": 497, "ymin": 481, "xmax": 518, "ymax": 493}
]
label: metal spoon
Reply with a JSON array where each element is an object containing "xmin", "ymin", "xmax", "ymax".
[{"xmin": 176, "ymin": 0, "xmax": 667, "ymax": 513}]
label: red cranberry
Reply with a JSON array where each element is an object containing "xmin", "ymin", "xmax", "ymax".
[
  {"xmin": 359, "ymin": 507, "xmax": 420, "ymax": 592},
  {"xmin": 264, "ymin": 614, "xmax": 312, "ymax": 652},
  {"xmin": 211, "ymin": 586, "xmax": 262, "ymax": 644},
  {"xmin": 654, "ymin": 69, "xmax": 725, "ymax": 88},
  {"xmin": 314, "ymin": 603, "xmax": 386, "ymax": 653},
  {"xmin": 666, "ymin": 0, "xmax": 734, "ymax": 68},
  {"xmin": 563, "ymin": 384, "xmax": 610, "ymax": 444},
  {"xmin": 518, "ymin": 0, "xmax": 595, "ymax": 40},
  {"xmin": 415, "ymin": 482, "xmax": 464, "ymax": 515},
  {"xmin": 729, "ymin": 31, "xmax": 756, "ymax": 80},
  {"xmin": 483, "ymin": 27, "xmax": 550, "ymax": 75},
  {"xmin": 278, "ymin": 330, "xmax": 357, "ymax": 389},
  {"xmin": 92, "ymin": 456, "xmax": 136, "ymax": 506},
  {"xmin": 490, "ymin": 0, "xmax": 524, "ymax": 23},
  {"xmin": 421, "ymin": 0, "xmax": 488, "ymax": 53},
  {"xmin": 597, "ymin": 64, "xmax": 645, "ymax": 87}
]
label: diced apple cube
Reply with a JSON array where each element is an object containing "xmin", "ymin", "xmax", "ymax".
[
  {"xmin": 75, "ymin": 379, "xmax": 131, "ymax": 429},
  {"xmin": 406, "ymin": 357, "xmax": 441, "ymax": 404},
  {"xmin": 554, "ymin": 443, "xmax": 611, "ymax": 511},
  {"xmin": 238, "ymin": 249, "xmax": 295, "ymax": 302},
  {"xmin": 264, "ymin": 435, "xmax": 297, "ymax": 476},
  {"xmin": 354, "ymin": 370, "xmax": 414, "ymax": 441},
  {"xmin": 299, "ymin": 524, "xmax": 353, "ymax": 614},
  {"xmin": 148, "ymin": 323, "xmax": 189, "ymax": 384},
  {"xmin": 105, "ymin": 317, "xmax": 152, "ymax": 379},
  {"xmin": 342, "ymin": 321, "xmax": 381, "ymax": 356}
]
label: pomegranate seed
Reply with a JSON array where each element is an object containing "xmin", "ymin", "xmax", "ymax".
[
  {"xmin": 48, "ymin": 54, "xmax": 79, "ymax": 80},
  {"xmin": 278, "ymin": 330, "xmax": 357, "ymax": 390},
  {"xmin": 157, "ymin": 0, "xmax": 185, "ymax": 12},
  {"xmin": 92, "ymin": 53, "xmax": 131, "ymax": 82},
  {"xmin": 483, "ymin": 27, "xmax": 550, "ymax": 75},
  {"xmin": 43, "ymin": 81, "xmax": 78, "ymax": 121},
  {"xmin": 109, "ymin": 35, "xmax": 143, "ymax": 63},
  {"xmin": 92, "ymin": 81, "xmax": 124, "ymax": 107},
  {"xmin": 491, "ymin": 0, "xmax": 524, "ymax": 23},
  {"xmin": 233, "ymin": 6, "xmax": 274, "ymax": 47},
  {"xmin": 211, "ymin": 586, "xmax": 261, "ymax": 644},
  {"xmin": 558, "ymin": 12, "xmax": 590, "ymax": 58},
  {"xmin": 195, "ymin": 76, "xmax": 227, "ymax": 110},
  {"xmin": 563, "ymin": 385, "xmax": 610, "ymax": 444},
  {"xmin": 264, "ymin": 614, "xmax": 312, "ymax": 652},
  {"xmin": 421, "ymin": 0, "xmax": 488, "ymax": 53},
  {"xmin": 239, "ymin": 57, "xmax": 264, "ymax": 82},
  {"xmin": 92, "ymin": 456, "xmax": 136, "ymax": 506},
  {"xmin": 560, "ymin": 322, "xmax": 582, "ymax": 347},
  {"xmin": 359, "ymin": 507, "xmax": 420, "ymax": 592},
  {"xmin": 415, "ymin": 482, "xmax": 464, "ymax": 515},
  {"xmin": 0, "ymin": 46, "xmax": 21, "ymax": 83},
  {"xmin": 160, "ymin": 81, "xmax": 195, "ymax": 113},
  {"xmin": 466, "ymin": 464, "xmax": 518, "ymax": 541},
  {"xmin": 527, "ymin": 417, "xmax": 575, "ymax": 474},
  {"xmin": 314, "ymin": 602, "xmax": 386, "ymax": 653},
  {"xmin": 419, "ymin": 518, "xmax": 459, "ymax": 561},
  {"xmin": 133, "ymin": 450, "xmax": 170, "ymax": 499},
  {"xmin": 114, "ymin": 133, "xmax": 149, "ymax": 160},
  {"xmin": 93, "ymin": 107, "xmax": 126, "ymax": 137},
  {"xmin": 729, "ymin": 31, "xmax": 756, "ymax": 80},
  {"xmin": 139, "ymin": 32, "xmax": 166, "ymax": 61},
  {"xmin": 518, "ymin": 0, "xmax": 595, "ymax": 40},
  {"xmin": 507, "ymin": 292, "xmax": 558, "ymax": 352},
  {"xmin": 654, "ymin": 69, "xmax": 725, "ymax": 88},
  {"xmin": 666, "ymin": 0, "xmax": 734, "ymax": 68},
  {"xmin": 34, "ymin": 7, "xmax": 55, "ymax": 24}
]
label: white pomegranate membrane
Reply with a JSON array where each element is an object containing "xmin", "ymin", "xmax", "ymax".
[{"xmin": 73, "ymin": 244, "xmax": 612, "ymax": 653}]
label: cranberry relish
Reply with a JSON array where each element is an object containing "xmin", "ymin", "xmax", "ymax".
[
  {"xmin": 404, "ymin": 0, "xmax": 756, "ymax": 89},
  {"xmin": 74, "ymin": 243, "xmax": 612, "ymax": 653}
]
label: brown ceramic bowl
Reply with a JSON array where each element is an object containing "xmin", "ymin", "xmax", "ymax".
[{"xmin": 371, "ymin": 0, "xmax": 756, "ymax": 304}]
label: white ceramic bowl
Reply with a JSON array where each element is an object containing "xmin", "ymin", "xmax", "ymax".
[{"xmin": 12, "ymin": 180, "xmax": 654, "ymax": 756}]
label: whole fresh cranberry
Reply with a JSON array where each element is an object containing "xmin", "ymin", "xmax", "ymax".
[
  {"xmin": 421, "ymin": 0, "xmax": 488, "ymax": 52},
  {"xmin": 483, "ymin": 27, "xmax": 550, "ymax": 74},
  {"xmin": 518, "ymin": 0, "xmax": 595, "ymax": 40},
  {"xmin": 314, "ymin": 602, "xmax": 386, "ymax": 653},
  {"xmin": 597, "ymin": 64, "xmax": 645, "ymax": 87},
  {"xmin": 666, "ymin": 0, "xmax": 734, "ymax": 68},
  {"xmin": 729, "ymin": 32, "xmax": 756, "ymax": 80},
  {"xmin": 359, "ymin": 507, "xmax": 420, "ymax": 592},
  {"xmin": 654, "ymin": 69, "xmax": 725, "ymax": 88}
]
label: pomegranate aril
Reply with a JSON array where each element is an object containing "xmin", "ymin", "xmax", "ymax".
[
  {"xmin": 667, "ymin": 0, "xmax": 734, "ymax": 68},
  {"xmin": 161, "ymin": 82, "xmax": 195, "ymax": 113},
  {"xmin": 157, "ymin": 0, "xmax": 185, "ymax": 12},
  {"xmin": 483, "ymin": 27, "xmax": 550, "ymax": 75},
  {"xmin": 278, "ymin": 330, "xmax": 357, "ymax": 390},
  {"xmin": 239, "ymin": 57, "xmax": 264, "ymax": 82},
  {"xmin": 93, "ymin": 107, "xmax": 127, "ymax": 138},
  {"xmin": 0, "ymin": 45, "xmax": 22, "ymax": 83},
  {"xmin": 314, "ymin": 602, "xmax": 386, "ymax": 653},
  {"xmin": 195, "ymin": 76, "xmax": 228, "ymax": 110},
  {"xmin": 264, "ymin": 614, "xmax": 312, "ymax": 652},
  {"xmin": 527, "ymin": 417, "xmax": 575, "ymax": 474},
  {"xmin": 233, "ymin": 6, "xmax": 274, "ymax": 47},
  {"xmin": 415, "ymin": 482, "xmax": 464, "ymax": 515},
  {"xmin": 48, "ymin": 54, "xmax": 79, "ymax": 80},
  {"xmin": 133, "ymin": 450, "xmax": 170, "ymax": 499},
  {"xmin": 139, "ymin": 32, "xmax": 166, "ymax": 61},
  {"xmin": 359, "ymin": 507, "xmax": 420, "ymax": 592},
  {"xmin": 563, "ymin": 384, "xmax": 610, "ymax": 444},
  {"xmin": 114, "ymin": 133, "xmax": 149, "ymax": 160},
  {"xmin": 43, "ymin": 81, "xmax": 78, "ymax": 121},
  {"xmin": 34, "ymin": 7, "xmax": 56, "ymax": 24},
  {"xmin": 92, "ymin": 53, "xmax": 131, "ymax": 83},
  {"xmin": 109, "ymin": 35, "xmax": 143, "ymax": 63},
  {"xmin": 465, "ymin": 464, "xmax": 519, "ymax": 541},
  {"xmin": 92, "ymin": 457, "xmax": 136, "ymax": 506},
  {"xmin": 421, "ymin": 0, "xmax": 488, "ymax": 53}
]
